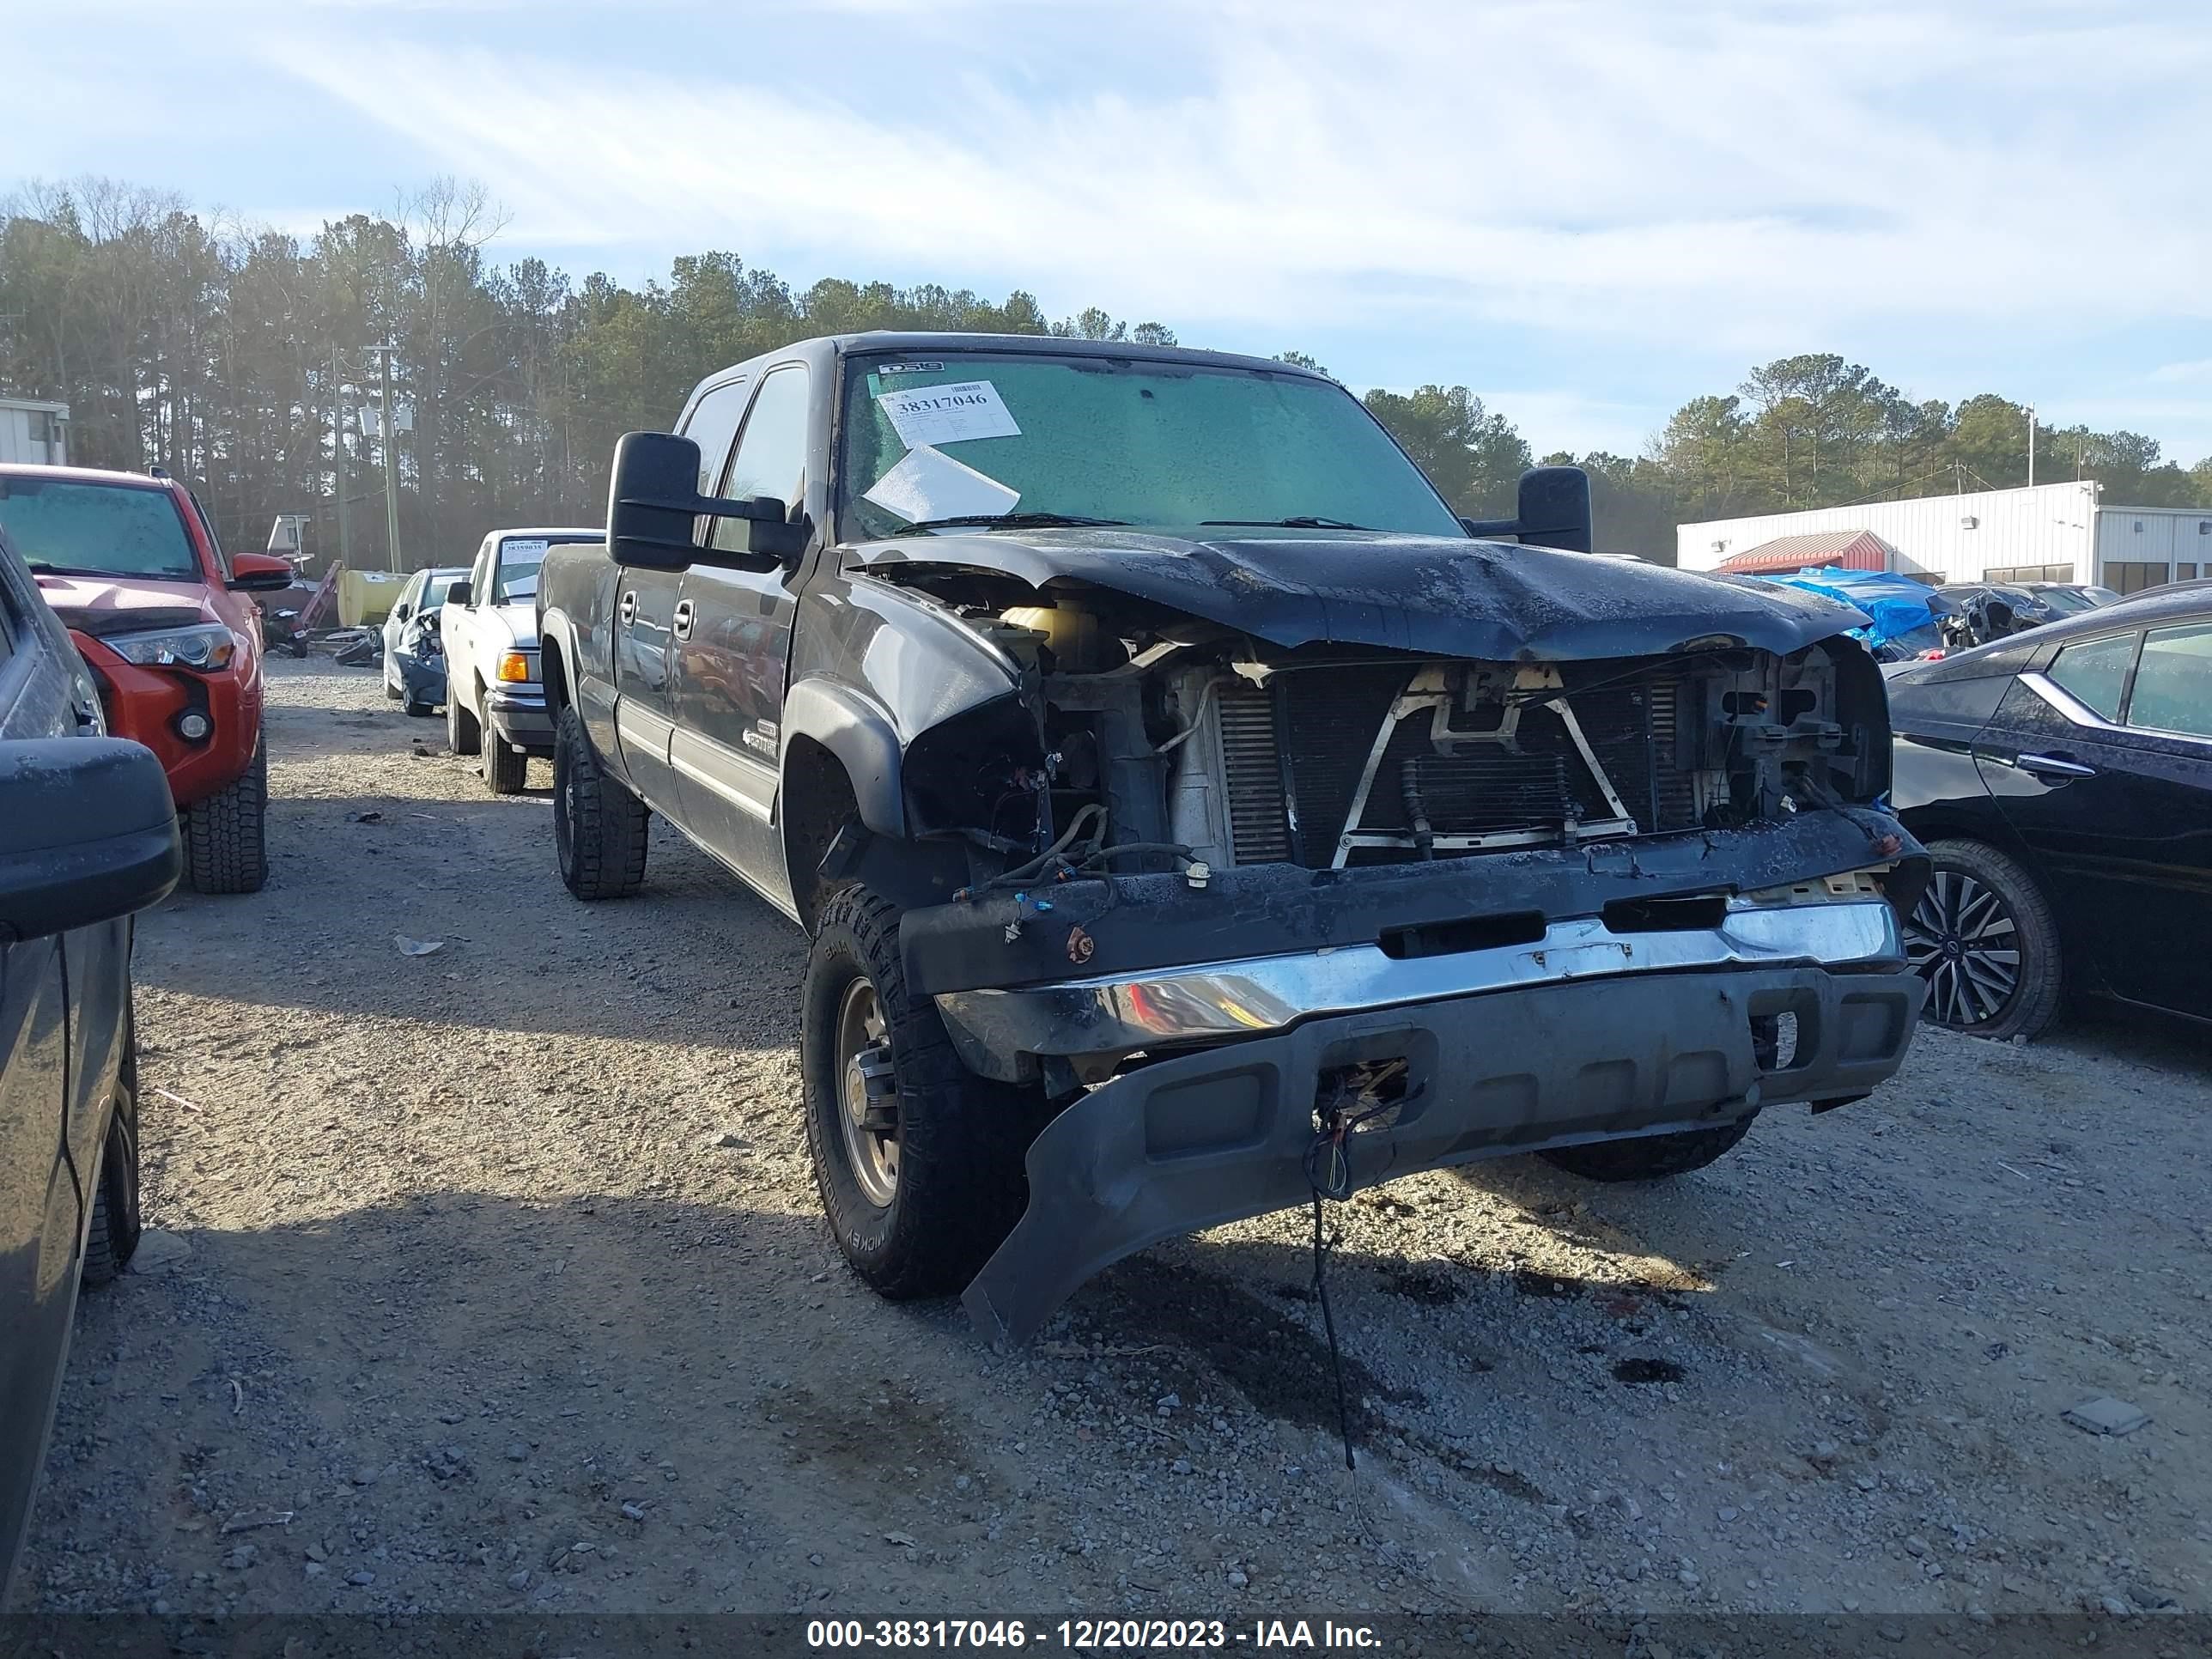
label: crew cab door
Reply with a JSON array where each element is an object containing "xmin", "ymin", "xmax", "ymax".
[
  {"xmin": 670, "ymin": 362, "xmax": 813, "ymax": 915},
  {"xmin": 1978, "ymin": 616, "xmax": 2212, "ymax": 1014},
  {"xmin": 614, "ymin": 376, "xmax": 751, "ymax": 820}
]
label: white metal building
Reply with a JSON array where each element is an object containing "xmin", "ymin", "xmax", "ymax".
[
  {"xmin": 0, "ymin": 398, "xmax": 69, "ymax": 465},
  {"xmin": 1676, "ymin": 481, "xmax": 2212, "ymax": 595}
]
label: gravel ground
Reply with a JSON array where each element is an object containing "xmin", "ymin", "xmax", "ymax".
[{"xmin": 12, "ymin": 656, "xmax": 2212, "ymax": 1621}]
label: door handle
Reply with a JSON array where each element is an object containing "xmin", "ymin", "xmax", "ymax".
[
  {"xmin": 2016, "ymin": 751, "xmax": 2097, "ymax": 780},
  {"xmin": 618, "ymin": 590, "xmax": 638, "ymax": 627},
  {"xmin": 672, "ymin": 599, "xmax": 695, "ymax": 641}
]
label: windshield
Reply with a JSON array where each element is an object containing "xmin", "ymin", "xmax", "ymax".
[
  {"xmin": 0, "ymin": 477, "xmax": 200, "ymax": 581},
  {"xmin": 495, "ymin": 537, "xmax": 593, "ymax": 604},
  {"xmin": 838, "ymin": 352, "xmax": 1464, "ymax": 541},
  {"xmin": 2033, "ymin": 586, "xmax": 2094, "ymax": 616},
  {"xmin": 423, "ymin": 574, "xmax": 460, "ymax": 609}
]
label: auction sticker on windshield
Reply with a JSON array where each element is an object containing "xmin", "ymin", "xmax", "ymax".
[
  {"xmin": 875, "ymin": 380, "xmax": 1021, "ymax": 447},
  {"xmin": 862, "ymin": 445, "xmax": 1019, "ymax": 523}
]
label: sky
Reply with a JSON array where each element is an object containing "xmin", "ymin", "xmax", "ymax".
[{"xmin": 9, "ymin": 0, "xmax": 2212, "ymax": 465}]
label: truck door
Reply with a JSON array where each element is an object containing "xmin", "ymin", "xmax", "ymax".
[
  {"xmin": 670, "ymin": 362, "xmax": 811, "ymax": 916},
  {"xmin": 614, "ymin": 377, "xmax": 750, "ymax": 820}
]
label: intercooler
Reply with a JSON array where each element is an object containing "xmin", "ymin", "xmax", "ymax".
[{"xmin": 1213, "ymin": 661, "xmax": 1705, "ymax": 868}]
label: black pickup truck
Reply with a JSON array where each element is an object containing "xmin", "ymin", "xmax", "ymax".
[{"xmin": 537, "ymin": 333, "xmax": 1929, "ymax": 1343}]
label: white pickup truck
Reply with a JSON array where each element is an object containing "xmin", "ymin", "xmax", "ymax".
[{"xmin": 440, "ymin": 526, "xmax": 601, "ymax": 793}]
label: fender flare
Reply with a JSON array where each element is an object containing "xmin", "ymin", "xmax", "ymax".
[
  {"xmin": 781, "ymin": 678, "xmax": 905, "ymax": 837},
  {"xmin": 538, "ymin": 608, "xmax": 580, "ymax": 714}
]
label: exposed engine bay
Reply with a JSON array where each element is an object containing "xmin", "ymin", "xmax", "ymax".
[{"xmin": 880, "ymin": 569, "xmax": 1893, "ymax": 882}]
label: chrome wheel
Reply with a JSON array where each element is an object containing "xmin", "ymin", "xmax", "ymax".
[
  {"xmin": 834, "ymin": 979, "xmax": 900, "ymax": 1207},
  {"xmin": 1905, "ymin": 866, "xmax": 2024, "ymax": 1028}
]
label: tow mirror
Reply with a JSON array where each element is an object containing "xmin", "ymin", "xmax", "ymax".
[
  {"xmin": 0, "ymin": 738, "xmax": 179, "ymax": 941},
  {"xmin": 1460, "ymin": 465, "xmax": 1594, "ymax": 555},
  {"xmin": 606, "ymin": 431, "xmax": 809, "ymax": 573}
]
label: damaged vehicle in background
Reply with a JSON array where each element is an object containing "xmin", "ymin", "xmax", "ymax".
[
  {"xmin": 537, "ymin": 335, "xmax": 1930, "ymax": 1345},
  {"xmin": 381, "ymin": 564, "xmax": 468, "ymax": 715}
]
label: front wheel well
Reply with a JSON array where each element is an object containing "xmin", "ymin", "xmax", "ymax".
[
  {"xmin": 783, "ymin": 736, "xmax": 862, "ymax": 936},
  {"xmin": 542, "ymin": 634, "xmax": 571, "ymax": 716}
]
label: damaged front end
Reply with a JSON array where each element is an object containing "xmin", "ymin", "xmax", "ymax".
[{"xmin": 855, "ymin": 544, "xmax": 1929, "ymax": 1345}]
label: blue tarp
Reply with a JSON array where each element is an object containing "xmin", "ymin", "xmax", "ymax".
[{"xmin": 1746, "ymin": 568, "xmax": 1948, "ymax": 651}]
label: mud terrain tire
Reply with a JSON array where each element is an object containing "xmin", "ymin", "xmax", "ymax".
[
  {"xmin": 803, "ymin": 884, "xmax": 1046, "ymax": 1299},
  {"xmin": 552, "ymin": 706, "xmax": 647, "ymax": 899}
]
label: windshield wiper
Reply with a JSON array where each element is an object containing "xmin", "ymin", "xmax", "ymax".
[
  {"xmin": 891, "ymin": 512, "xmax": 1127, "ymax": 536},
  {"xmin": 1200, "ymin": 516, "xmax": 1373, "ymax": 531},
  {"xmin": 26, "ymin": 561, "xmax": 196, "ymax": 581}
]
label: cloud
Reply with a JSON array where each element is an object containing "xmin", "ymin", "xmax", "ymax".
[{"xmin": 244, "ymin": 1, "xmax": 2211, "ymax": 362}]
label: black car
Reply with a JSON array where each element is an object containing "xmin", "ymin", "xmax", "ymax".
[
  {"xmin": 0, "ymin": 525, "xmax": 180, "ymax": 1594},
  {"xmin": 1887, "ymin": 580, "xmax": 2212, "ymax": 1040}
]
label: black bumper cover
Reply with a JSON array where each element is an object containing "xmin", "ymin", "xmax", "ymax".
[{"xmin": 963, "ymin": 961, "xmax": 1924, "ymax": 1346}]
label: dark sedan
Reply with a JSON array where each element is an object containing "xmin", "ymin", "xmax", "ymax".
[
  {"xmin": 1887, "ymin": 580, "xmax": 2212, "ymax": 1039},
  {"xmin": 0, "ymin": 526, "xmax": 181, "ymax": 1593}
]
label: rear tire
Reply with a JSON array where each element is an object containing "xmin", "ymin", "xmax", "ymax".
[
  {"xmin": 1903, "ymin": 838, "xmax": 2063, "ymax": 1042},
  {"xmin": 802, "ymin": 884, "xmax": 1047, "ymax": 1299},
  {"xmin": 553, "ymin": 706, "xmax": 647, "ymax": 899},
  {"xmin": 447, "ymin": 688, "xmax": 482, "ymax": 757},
  {"xmin": 183, "ymin": 736, "xmax": 269, "ymax": 895},
  {"xmin": 486, "ymin": 732, "xmax": 528, "ymax": 795},
  {"xmin": 82, "ymin": 1021, "xmax": 143, "ymax": 1286},
  {"xmin": 1540, "ymin": 1115, "xmax": 1757, "ymax": 1182}
]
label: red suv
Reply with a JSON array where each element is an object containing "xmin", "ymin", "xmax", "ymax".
[{"xmin": 0, "ymin": 464, "xmax": 292, "ymax": 892}]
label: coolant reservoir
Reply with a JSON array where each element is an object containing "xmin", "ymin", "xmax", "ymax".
[{"xmin": 1002, "ymin": 605, "xmax": 1107, "ymax": 672}]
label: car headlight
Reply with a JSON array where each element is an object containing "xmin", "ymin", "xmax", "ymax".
[
  {"xmin": 497, "ymin": 651, "xmax": 534, "ymax": 684},
  {"xmin": 106, "ymin": 622, "xmax": 240, "ymax": 671}
]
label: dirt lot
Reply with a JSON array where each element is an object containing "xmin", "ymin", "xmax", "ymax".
[{"xmin": 12, "ymin": 657, "xmax": 2212, "ymax": 1621}]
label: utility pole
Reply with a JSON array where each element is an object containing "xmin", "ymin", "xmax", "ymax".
[
  {"xmin": 2026, "ymin": 404, "xmax": 2036, "ymax": 489},
  {"xmin": 370, "ymin": 343, "xmax": 402, "ymax": 571},
  {"xmin": 331, "ymin": 350, "xmax": 352, "ymax": 568}
]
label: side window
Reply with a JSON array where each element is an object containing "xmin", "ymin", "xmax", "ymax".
[
  {"xmin": 468, "ymin": 540, "xmax": 494, "ymax": 604},
  {"xmin": 2046, "ymin": 631, "xmax": 2138, "ymax": 721},
  {"xmin": 680, "ymin": 379, "xmax": 753, "ymax": 499},
  {"xmin": 2126, "ymin": 623, "xmax": 2212, "ymax": 738},
  {"xmin": 711, "ymin": 367, "xmax": 810, "ymax": 554}
]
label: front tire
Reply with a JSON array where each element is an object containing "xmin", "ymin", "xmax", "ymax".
[
  {"xmin": 1540, "ymin": 1115, "xmax": 1758, "ymax": 1182},
  {"xmin": 552, "ymin": 706, "xmax": 647, "ymax": 899},
  {"xmin": 447, "ymin": 687, "xmax": 482, "ymax": 757},
  {"xmin": 485, "ymin": 732, "xmax": 528, "ymax": 794},
  {"xmin": 802, "ymin": 885, "xmax": 1045, "ymax": 1299},
  {"xmin": 184, "ymin": 736, "xmax": 269, "ymax": 895},
  {"xmin": 1903, "ymin": 838, "xmax": 2063, "ymax": 1041},
  {"xmin": 82, "ymin": 1024, "xmax": 143, "ymax": 1286}
]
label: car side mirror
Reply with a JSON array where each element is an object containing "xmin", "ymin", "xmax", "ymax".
[
  {"xmin": 1459, "ymin": 465, "xmax": 1594, "ymax": 555},
  {"xmin": 606, "ymin": 430, "xmax": 809, "ymax": 573},
  {"xmin": 447, "ymin": 580, "xmax": 472, "ymax": 607},
  {"xmin": 0, "ymin": 738, "xmax": 179, "ymax": 942},
  {"xmin": 394, "ymin": 601, "xmax": 412, "ymax": 622},
  {"xmin": 227, "ymin": 551, "xmax": 295, "ymax": 592}
]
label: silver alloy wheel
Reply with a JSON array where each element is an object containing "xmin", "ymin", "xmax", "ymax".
[
  {"xmin": 1904, "ymin": 866, "xmax": 2024, "ymax": 1027},
  {"xmin": 835, "ymin": 978, "xmax": 900, "ymax": 1207}
]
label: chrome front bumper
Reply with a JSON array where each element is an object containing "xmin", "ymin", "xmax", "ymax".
[{"xmin": 935, "ymin": 895, "xmax": 1903, "ymax": 1082}]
